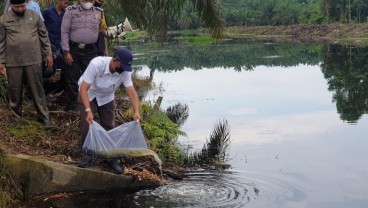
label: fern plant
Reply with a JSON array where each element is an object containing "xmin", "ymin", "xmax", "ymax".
[{"xmin": 124, "ymin": 102, "xmax": 187, "ymax": 164}]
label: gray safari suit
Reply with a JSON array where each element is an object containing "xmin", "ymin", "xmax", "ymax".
[
  {"xmin": 61, "ymin": 5, "xmax": 102, "ymax": 111},
  {"xmin": 0, "ymin": 9, "xmax": 52, "ymax": 120}
]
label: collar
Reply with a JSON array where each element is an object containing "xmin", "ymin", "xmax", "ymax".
[
  {"xmin": 103, "ymin": 57, "xmax": 114, "ymax": 75},
  {"xmin": 78, "ymin": 5, "xmax": 95, "ymax": 12}
]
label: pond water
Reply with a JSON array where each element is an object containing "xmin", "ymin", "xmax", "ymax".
[{"xmin": 32, "ymin": 40, "xmax": 368, "ymax": 207}]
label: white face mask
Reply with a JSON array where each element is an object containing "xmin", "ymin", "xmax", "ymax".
[{"xmin": 81, "ymin": 2, "xmax": 93, "ymax": 10}]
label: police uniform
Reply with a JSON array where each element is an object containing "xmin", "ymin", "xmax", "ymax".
[{"xmin": 60, "ymin": 5, "xmax": 102, "ymax": 111}]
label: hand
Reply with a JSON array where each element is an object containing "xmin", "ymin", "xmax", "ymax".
[
  {"xmin": 64, "ymin": 53, "xmax": 73, "ymax": 65},
  {"xmin": 86, "ymin": 111, "xmax": 94, "ymax": 124},
  {"xmin": 44, "ymin": 55, "xmax": 53, "ymax": 70},
  {"xmin": 48, "ymin": 75, "xmax": 60, "ymax": 83},
  {"xmin": 134, "ymin": 111, "xmax": 141, "ymax": 122},
  {"xmin": 0, "ymin": 64, "xmax": 5, "ymax": 76}
]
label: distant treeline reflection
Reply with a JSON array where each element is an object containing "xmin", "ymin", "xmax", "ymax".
[
  {"xmin": 321, "ymin": 44, "xmax": 368, "ymax": 123},
  {"xmin": 131, "ymin": 40, "xmax": 368, "ymax": 123},
  {"xmin": 132, "ymin": 40, "xmax": 322, "ymax": 71}
]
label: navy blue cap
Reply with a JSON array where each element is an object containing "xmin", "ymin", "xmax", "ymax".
[{"xmin": 114, "ymin": 48, "xmax": 133, "ymax": 72}]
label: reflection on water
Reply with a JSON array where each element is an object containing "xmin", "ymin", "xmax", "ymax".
[
  {"xmin": 29, "ymin": 40, "xmax": 368, "ymax": 207},
  {"xmin": 30, "ymin": 170, "xmax": 304, "ymax": 208},
  {"xmin": 132, "ymin": 39, "xmax": 321, "ymax": 72},
  {"xmin": 321, "ymin": 44, "xmax": 368, "ymax": 123}
]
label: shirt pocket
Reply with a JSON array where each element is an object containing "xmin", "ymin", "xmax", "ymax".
[
  {"xmin": 86, "ymin": 18, "xmax": 100, "ymax": 30},
  {"xmin": 71, "ymin": 17, "xmax": 84, "ymax": 29}
]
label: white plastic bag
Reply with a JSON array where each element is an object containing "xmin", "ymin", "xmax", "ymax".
[{"xmin": 82, "ymin": 121, "xmax": 161, "ymax": 164}]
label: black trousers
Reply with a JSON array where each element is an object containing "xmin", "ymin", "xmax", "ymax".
[
  {"xmin": 6, "ymin": 64, "xmax": 49, "ymax": 119},
  {"xmin": 79, "ymin": 98, "xmax": 116, "ymax": 148},
  {"xmin": 63, "ymin": 45, "xmax": 97, "ymax": 107}
]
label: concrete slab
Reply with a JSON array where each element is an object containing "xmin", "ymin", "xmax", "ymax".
[{"xmin": 4, "ymin": 154, "xmax": 161, "ymax": 195}]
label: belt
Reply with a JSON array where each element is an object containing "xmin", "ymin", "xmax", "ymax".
[{"xmin": 70, "ymin": 42, "xmax": 96, "ymax": 49}]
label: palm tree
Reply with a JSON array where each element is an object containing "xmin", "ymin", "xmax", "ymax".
[
  {"xmin": 1, "ymin": 1, "xmax": 9, "ymax": 13},
  {"xmin": 116, "ymin": 0, "xmax": 223, "ymax": 39},
  {"xmin": 178, "ymin": 2, "xmax": 202, "ymax": 29},
  {"xmin": 2, "ymin": 0, "xmax": 223, "ymax": 39}
]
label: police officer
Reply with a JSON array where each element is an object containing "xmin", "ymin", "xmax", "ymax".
[{"xmin": 61, "ymin": 0, "xmax": 102, "ymax": 112}]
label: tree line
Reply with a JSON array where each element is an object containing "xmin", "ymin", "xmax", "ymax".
[
  {"xmin": 222, "ymin": 0, "xmax": 368, "ymax": 26},
  {"xmin": 2, "ymin": 0, "xmax": 368, "ymax": 38},
  {"xmin": 131, "ymin": 40, "xmax": 321, "ymax": 72}
]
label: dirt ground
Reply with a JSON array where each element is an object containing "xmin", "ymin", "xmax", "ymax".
[
  {"xmin": 0, "ymin": 96, "xmax": 168, "ymax": 181},
  {"xmin": 225, "ymin": 23, "xmax": 368, "ymax": 46}
]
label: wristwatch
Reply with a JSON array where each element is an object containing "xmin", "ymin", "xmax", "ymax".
[
  {"xmin": 63, "ymin": 50, "xmax": 69, "ymax": 54},
  {"xmin": 85, "ymin": 108, "xmax": 91, "ymax": 112}
]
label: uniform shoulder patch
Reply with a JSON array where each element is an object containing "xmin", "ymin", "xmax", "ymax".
[
  {"xmin": 67, "ymin": 5, "xmax": 77, "ymax": 10},
  {"xmin": 95, "ymin": 7, "xmax": 103, "ymax": 12}
]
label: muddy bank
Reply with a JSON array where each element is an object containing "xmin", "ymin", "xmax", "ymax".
[{"xmin": 225, "ymin": 23, "xmax": 368, "ymax": 46}]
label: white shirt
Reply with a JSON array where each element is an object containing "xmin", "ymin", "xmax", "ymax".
[{"xmin": 78, "ymin": 56, "xmax": 133, "ymax": 106}]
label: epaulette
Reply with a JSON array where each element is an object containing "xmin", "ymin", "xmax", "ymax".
[
  {"xmin": 67, "ymin": 5, "xmax": 77, "ymax": 10},
  {"xmin": 95, "ymin": 7, "xmax": 103, "ymax": 12}
]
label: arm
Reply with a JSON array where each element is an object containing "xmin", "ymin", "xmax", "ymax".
[
  {"xmin": 61, "ymin": 9, "xmax": 73, "ymax": 65},
  {"xmin": 126, "ymin": 86, "xmax": 141, "ymax": 122},
  {"xmin": 61, "ymin": 9, "xmax": 72, "ymax": 52},
  {"xmin": 0, "ymin": 17, "xmax": 6, "ymax": 66},
  {"xmin": 37, "ymin": 14, "xmax": 53, "ymax": 70},
  {"xmin": 80, "ymin": 81, "xmax": 94, "ymax": 123}
]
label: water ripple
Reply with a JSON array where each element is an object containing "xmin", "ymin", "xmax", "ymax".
[
  {"xmin": 27, "ymin": 170, "xmax": 305, "ymax": 208},
  {"xmin": 134, "ymin": 170, "xmax": 305, "ymax": 208}
]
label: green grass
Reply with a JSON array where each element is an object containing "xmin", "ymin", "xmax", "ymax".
[
  {"xmin": 176, "ymin": 36, "xmax": 215, "ymax": 45},
  {"xmin": 180, "ymin": 29, "xmax": 197, "ymax": 35},
  {"xmin": 8, "ymin": 120, "xmax": 53, "ymax": 146},
  {"xmin": 124, "ymin": 31, "xmax": 147, "ymax": 41}
]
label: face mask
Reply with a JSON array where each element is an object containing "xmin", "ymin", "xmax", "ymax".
[
  {"xmin": 81, "ymin": 2, "xmax": 93, "ymax": 10},
  {"xmin": 12, "ymin": 10, "xmax": 25, "ymax": 17},
  {"xmin": 113, "ymin": 60, "xmax": 124, "ymax": 73},
  {"xmin": 115, "ymin": 67, "xmax": 124, "ymax": 74}
]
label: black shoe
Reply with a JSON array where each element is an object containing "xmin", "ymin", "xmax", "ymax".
[
  {"xmin": 103, "ymin": 160, "xmax": 123, "ymax": 174},
  {"xmin": 78, "ymin": 155, "xmax": 92, "ymax": 168},
  {"xmin": 38, "ymin": 118, "xmax": 53, "ymax": 126}
]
